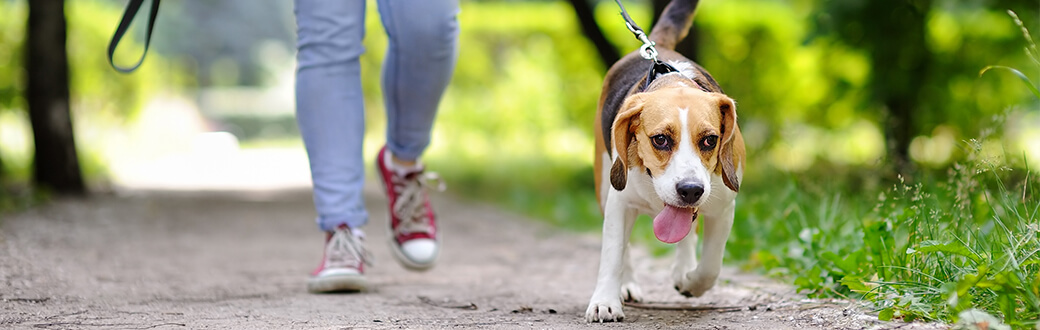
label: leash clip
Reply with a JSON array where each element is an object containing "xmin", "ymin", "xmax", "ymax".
[
  {"xmin": 617, "ymin": 0, "xmax": 660, "ymax": 62},
  {"xmin": 624, "ymin": 21, "xmax": 659, "ymax": 62}
]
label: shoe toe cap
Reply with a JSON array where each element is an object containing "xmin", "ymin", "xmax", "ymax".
[{"xmin": 401, "ymin": 239, "xmax": 438, "ymax": 264}]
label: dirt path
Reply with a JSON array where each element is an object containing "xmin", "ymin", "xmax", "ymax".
[{"xmin": 1, "ymin": 185, "xmax": 940, "ymax": 329}]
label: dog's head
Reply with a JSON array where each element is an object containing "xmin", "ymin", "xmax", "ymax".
[{"xmin": 609, "ymin": 84, "xmax": 741, "ymax": 208}]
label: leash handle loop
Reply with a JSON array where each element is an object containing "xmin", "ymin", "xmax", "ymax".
[{"xmin": 107, "ymin": 0, "xmax": 161, "ymax": 74}]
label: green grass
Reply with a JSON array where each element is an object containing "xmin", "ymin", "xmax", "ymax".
[
  {"xmin": 862, "ymin": 159, "xmax": 1038, "ymax": 327},
  {"xmin": 734, "ymin": 145, "xmax": 1039, "ymax": 328}
]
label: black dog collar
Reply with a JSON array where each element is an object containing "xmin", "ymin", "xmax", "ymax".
[{"xmin": 642, "ymin": 60, "xmax": 711, "ymax": 93}]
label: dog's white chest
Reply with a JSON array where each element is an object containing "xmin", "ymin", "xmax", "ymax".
[{"xmin": 624, "ymin": 167, "xmax": 665, "ymax": 215}]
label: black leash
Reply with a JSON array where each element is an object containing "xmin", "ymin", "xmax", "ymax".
[
  {"xmin": 613, "ymin": 0, "xmax": 679, "ymax": 91},
  {"xmin": 107, "ymin": 0, "xmax": 161, "ymax": 73}
]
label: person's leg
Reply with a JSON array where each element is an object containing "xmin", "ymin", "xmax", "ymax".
[
  {"xmin": 295, "ymin": 0, "xmax": 371, "ymax": 292},
  {"xmin": 295, "ymin": 0, "xmax": 368, "ymax": 232},
  {"xmin": 374, "ymin": 0, "xmax": 459, "ymax": 271},
  {"xmin": 377, "ymin": 0, "xmax": 460, "ymax": 162}
]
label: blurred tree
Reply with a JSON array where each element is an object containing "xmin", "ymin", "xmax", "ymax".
[
  {"xmin": 812, "ymin": 0, "xmax": 933, "ymax": 175},
  {"xmin": 26, "ymin": 0, "xmax": 85, "ymax": 195},
  {"xmin": 810, "ymin": 0, "xmax": 1038, "ymax": 175},
  {"xmin": 567, "ymin": 0, "xmax": 621, "ymax": 69}
]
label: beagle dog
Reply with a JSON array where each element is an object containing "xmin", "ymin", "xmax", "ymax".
[{"xmin": 586, "ymin": 0, "xmax": 745, "ymax": 322}]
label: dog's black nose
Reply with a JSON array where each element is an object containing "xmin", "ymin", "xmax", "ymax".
[{"xmin": 676, "ymin": 182, "xmax": 704, "ymax": 204}]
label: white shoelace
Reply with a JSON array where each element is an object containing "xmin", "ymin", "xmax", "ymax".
[
  {"xmin": 391, "ymin": 171, "xmax": 446, "ymax": 236},
  {"xmin": 326, "ymin": 229, "xmax": 373, "ymax": 268}
]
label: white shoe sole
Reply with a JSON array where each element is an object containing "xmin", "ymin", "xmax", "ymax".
[
  {"xmin": 388, "ymin": 235, "xmax": 440, "ymax": 271},
  {"xmin": 307, "ymin": 273, "xmax": 368, "ymax": 293}
]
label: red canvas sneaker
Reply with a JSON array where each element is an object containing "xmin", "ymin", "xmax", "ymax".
[
  {"xmin": 375, "ymin": 146, "xmax": 444, "ymax": 271},
  {"xmin": 307, "ymin": 225, "xmax": 370, "ymax": 293}
]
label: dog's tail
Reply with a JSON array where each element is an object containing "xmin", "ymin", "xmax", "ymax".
[{"xmin": 648, "ymin": 0, "xmax": 700, "ymax": 51}]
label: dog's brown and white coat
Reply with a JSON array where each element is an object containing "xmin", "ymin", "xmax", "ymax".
[{"xmin": 587, "ymin": 0, "xmax": 746, "ymax": 322}]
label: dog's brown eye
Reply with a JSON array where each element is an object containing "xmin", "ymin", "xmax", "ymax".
[
  {"xmin": 651, "ymin": 134, "xmax": 672, "ymax": 150},
  {"xmin": 700, "ymin": 135, "xmax": 718, "ymax": 151}
]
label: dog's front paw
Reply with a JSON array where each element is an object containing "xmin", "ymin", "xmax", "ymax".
[
  {"xmin": 675, "ymin": 269, "xmax": 718, "ymax": 298},
  {"xmin": 671, "ymin": 262, "xmax": 696, "ymax": 293},
  {"xmin": 585, "ymin": 299, "xmax": 625, "ymax": 323},
  {"xmin": 620, "ymin": 281, "xmax": 644, "ymax": 302}
]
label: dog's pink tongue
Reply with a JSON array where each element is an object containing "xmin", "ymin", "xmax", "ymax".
[{"xmin": 653, "ymin": 205, "xmax": 695, "ymax": 244}]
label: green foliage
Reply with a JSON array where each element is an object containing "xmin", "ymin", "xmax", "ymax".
[
  {"xmin": 0, "ymin": 1, "xmax": 26, "ymax": 186},
  {"xmin": 0, "ymin": 1, "xmax": 25, "ymax": 117},
  {"xmin": 727, "ymin": 10, "xmax": 1040, "ymax": 327},
  {"xmin": 65, "ymin": 0, "xmax": 192, "ymax": 122},
  {"xmin": 410, "ymin": 2, "xmax": 606, "ymax": 231},
  {"xmin": 695, "ymin": 0, "xmax": 1037, "ymax": 169}
]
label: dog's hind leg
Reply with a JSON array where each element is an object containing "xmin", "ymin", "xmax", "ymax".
[{"xmin": 677, "ymin": 200, "xmax": 735, "ymax": 297}]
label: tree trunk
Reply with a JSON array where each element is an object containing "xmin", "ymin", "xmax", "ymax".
[
  {"xmin": 26, "ymin": 0, "xmax": 85, "ymax": 195},
  {"xmin": 884, "ymin": 97, "xmax": 916, "ymax": 176},
  {"xmin": 566, "ymin": 0, "xmax": 621, "ymax": 70},
  {"xmin": 869, "ymin": 0, "xmax": 931, "ymax": 176}
]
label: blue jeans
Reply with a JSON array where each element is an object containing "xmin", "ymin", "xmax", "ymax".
[{"xmin": 294, "ymin": 0, "xmax": 459, "ymax": 231}]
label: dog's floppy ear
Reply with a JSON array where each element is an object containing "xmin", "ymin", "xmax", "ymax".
[
  {"xmin": 717, "ymin": 96, "xmax": 741, "ymax": 192},
  {"xmin": 610, "ymin": 95, "xmax": 645, "ymax": 191}
]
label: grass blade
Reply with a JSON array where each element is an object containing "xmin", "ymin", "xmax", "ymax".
[
  {"xmin": 979, "ymin": 65, "xmax": 1040, "ymax": 99},
  {"xmin": 915, "ymin": 240, "xmax": 983, "ymax": 264}
]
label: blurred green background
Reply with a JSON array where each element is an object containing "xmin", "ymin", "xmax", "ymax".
[{"xmin": 1, "ymin": 0, "xmax": 1038, "ymax": 326}]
